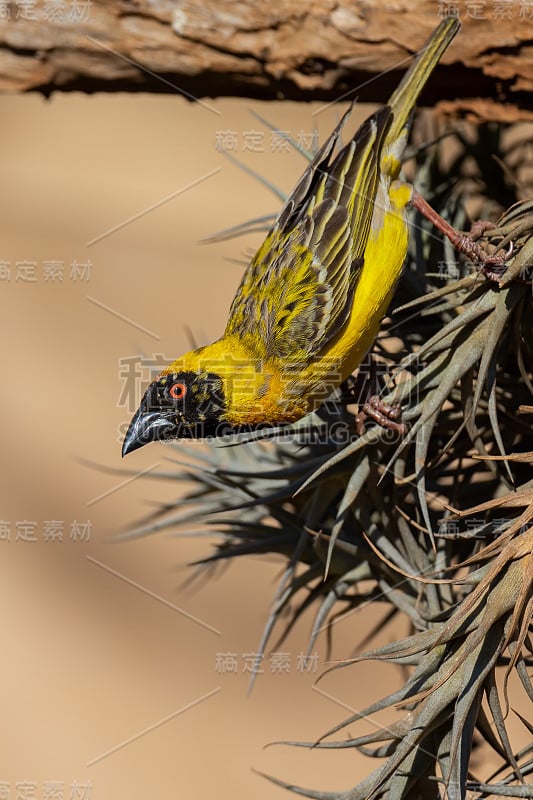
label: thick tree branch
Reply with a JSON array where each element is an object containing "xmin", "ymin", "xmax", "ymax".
[{"xmin": 1, "ymin": 0, "xmax": 532, "ymax": 121}]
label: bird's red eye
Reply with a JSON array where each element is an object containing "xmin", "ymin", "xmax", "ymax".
[{"xmin": 169, "ymin": 382, "xmax": 187, "ymax": 400}]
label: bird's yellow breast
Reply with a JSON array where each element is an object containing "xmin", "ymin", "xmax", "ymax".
[{"xmin": 299, "ymin": 180, "xmax": 411, "ymax": 403}]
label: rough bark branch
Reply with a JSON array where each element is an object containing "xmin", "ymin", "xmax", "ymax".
[{"xmin": 1, "ymin": 0, "xmax": 532, "ymax": 122}]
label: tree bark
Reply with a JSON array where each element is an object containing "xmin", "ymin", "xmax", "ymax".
[{"xmin": 1, "ymin": 0, "xmax": 532, "ymax": 122}]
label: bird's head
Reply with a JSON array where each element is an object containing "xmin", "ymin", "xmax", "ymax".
[{"xmin": 122, "ymin": 370, "xmax": 228, "ymax": 455}]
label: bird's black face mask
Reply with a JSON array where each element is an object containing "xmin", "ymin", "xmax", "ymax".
[{"xmin": 122, "ymin": 371, "xmax": 228, "ymax": 455}]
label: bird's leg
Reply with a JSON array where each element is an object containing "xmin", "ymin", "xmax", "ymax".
[
  {"xmin": 410, "ymin": 189, "xmax": 511, "ymax": 277},
  {"xmin": 340, "ymin": 360, "xmax": 406, "ymax": 436},
  {"xmin": 356, "ymin": 395, "xmax": 407, "ymax": 437}
]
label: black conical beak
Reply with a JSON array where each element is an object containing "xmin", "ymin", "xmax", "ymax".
[{"xmin": 122, "ymin": 406, "xmax": 177, "ymax": 457}]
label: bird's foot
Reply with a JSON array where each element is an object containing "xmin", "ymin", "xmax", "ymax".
[
  {"xmin": 446, "ymin": 219, "xmax": 513, "ymax": 278},
  {"xmin": 410, "ymin": 190, "xmax": 513, "ymax": 279},
  {"xmin": 355, "ymin": 395, "xmax": 407, "ymax": 437}
]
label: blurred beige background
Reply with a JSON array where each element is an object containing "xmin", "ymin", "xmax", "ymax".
[
  {"xmin": 0, "ymin": 92, "xmax": 525, "ymax": 799},
  {"xmin": 0, "ymin": 92, "xmax": 396, "ymax": 800}
]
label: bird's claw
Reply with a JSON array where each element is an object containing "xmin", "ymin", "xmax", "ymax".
[
  {"xmin": 452, "ymin": 223, "xmax": 514, "ymax": 281},
  {"xmin": 355, "ymin": 395, "xmax": 407, "ymax": 437}
]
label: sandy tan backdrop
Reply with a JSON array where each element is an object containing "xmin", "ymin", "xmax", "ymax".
[
  {"xmin": 0, "ymin": 92, "xmax": 388, "ymax": 800},
  {"xmin": 1, "ymin": 92, "xmax": 525, "ymax": 799}
]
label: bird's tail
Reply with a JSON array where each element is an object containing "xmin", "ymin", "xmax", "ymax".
[{"xmin": 385, "ymin": 16, "xmax": 460, "ymax": 154}]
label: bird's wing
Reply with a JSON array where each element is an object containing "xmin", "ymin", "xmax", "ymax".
[{"xmin": 225, "ymin": 105, "xmax": 393, "ymax": 364}]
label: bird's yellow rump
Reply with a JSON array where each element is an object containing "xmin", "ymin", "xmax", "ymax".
[{"xmin": 123, "ymin": 17, "xmax": 460, "ymax": 455}]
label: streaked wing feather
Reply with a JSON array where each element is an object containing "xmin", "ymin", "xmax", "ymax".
[{"xmin": 225, "ymin": 105, "xmax": 393, "ymax": 363}]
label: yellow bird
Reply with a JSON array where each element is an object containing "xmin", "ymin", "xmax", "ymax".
[{"xmin": 123, "ymin": 18, "xmax": 460, "ymax": 456}]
